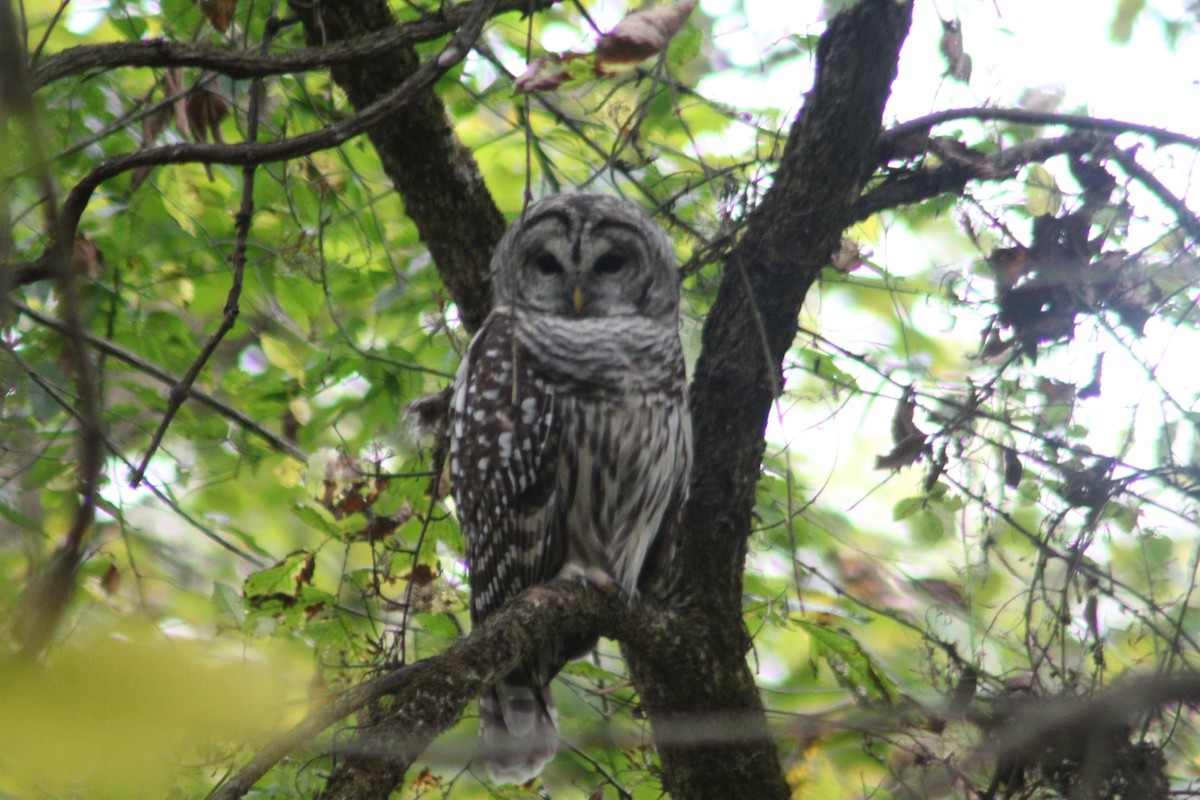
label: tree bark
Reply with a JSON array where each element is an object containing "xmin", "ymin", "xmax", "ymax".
[{"xmin": 620, "ymin": 2, "xmax": 914, "ymax": 796}]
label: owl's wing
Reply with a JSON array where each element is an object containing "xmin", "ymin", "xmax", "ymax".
[{"xmin": 449, "ymin": 311, "xmax": 566, "ymax": 622}]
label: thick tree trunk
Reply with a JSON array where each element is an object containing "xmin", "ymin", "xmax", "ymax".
[{"xmin": 624, "ymin": 3, "xmax": 914, "ymax": 797}]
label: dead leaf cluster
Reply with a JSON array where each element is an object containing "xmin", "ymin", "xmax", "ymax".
[{"xmin": 514, "ymin": 0, "xmax": 697, "ymax": 94}]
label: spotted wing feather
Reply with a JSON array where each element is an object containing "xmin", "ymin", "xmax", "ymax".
[{"xmin": 449, "ymin": 311, "xmax": 564, "ymax": 623}]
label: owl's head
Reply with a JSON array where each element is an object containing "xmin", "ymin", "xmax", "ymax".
[{"xmin": 490, "ymin": 193, "xmax": 679, "ymax": 320}]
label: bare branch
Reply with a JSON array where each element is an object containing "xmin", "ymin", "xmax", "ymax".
[
  {"xmin": 882, "ymin": 106, "xmax": 1200, "ymax": 150},
  {"xmin": 856, "ymin": 130, "xmax": 1112, "ymax": 220},
  {"xmin": 29, "ymin": 0, "xmax": 555, "ymax": 88},
  {"xmin": 1108, "ymin": 145, "xmax": 1200, "ymax": 243}
]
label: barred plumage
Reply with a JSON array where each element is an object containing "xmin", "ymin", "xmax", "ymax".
[{"xmin": 447, "ymin": 193, "xmax": 691, "ymax": 784}]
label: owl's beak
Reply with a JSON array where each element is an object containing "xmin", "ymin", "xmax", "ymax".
[{"xmin": 571, "ymin": 283, "xmax": 586, "ymax": 313}]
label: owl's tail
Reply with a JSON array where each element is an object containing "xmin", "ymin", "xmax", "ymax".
[{"xmin": 478, "ymin": 676, "xmax": 558, "ymax": 784}]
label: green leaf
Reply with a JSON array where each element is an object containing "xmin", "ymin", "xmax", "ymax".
[
  {"xmin": 244, "ymin": 550, "xmax": 315, "ymax": 601},
  {"xmin": 1024, "ymin": 164, "xmax": 1062, "ymax": 217},
  {"xmin": 910, "ymin": 509, "xmax": 945, "ymax": 544},
  {"xmin": 212, "ymin": 582, "xmax": 245, "ymax": 626},
  {"xmin": 0, "ymin": 500, "xmax": 40, "ymax": 533},
  {"xmin": 1140, "ymin": 532, "xmax": 1173, "ymax": 572},
  {"xmin": 260, "ymin": 335, "xmax": 308, "ymax": 383},
  {"xmin": 667, "ymin": 21, "xmax": 701, "ymax": 67},
  {"xmin": 796, "ymin": 620, "xmax": 898, "ymax": 705},
  {"xmin": 1109, "ymin": 0, "xmax": 1145, "ymax": 43},
  {"xmin": 108, "ymin": 11, "xmax": 148, "ymax": 39},
  {"xmin": 892, "ymin": 496, "xmax": 923, "ymax": 521}
]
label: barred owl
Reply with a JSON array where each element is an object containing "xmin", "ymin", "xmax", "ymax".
[{"xmin": 448, "ymin": 193, "xmax": 692, "ymax": 784}]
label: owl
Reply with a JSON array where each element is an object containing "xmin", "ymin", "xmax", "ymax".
[{"xmin": 447, "ymin": 193, "xmax": 692, "ymax": 784}]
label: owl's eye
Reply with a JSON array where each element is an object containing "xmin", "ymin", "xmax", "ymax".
[
  {"xmin": 594, "ymin": 253, "xmax": 626, "ymax": 275},
  {"xmin": 535, "ymin": 254, "xmax": 564, "ymax": 275}
]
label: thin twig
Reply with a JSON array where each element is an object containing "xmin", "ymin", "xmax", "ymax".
[
  {"xmin": 28, "ymin": 0, "xmax": 69, "ymax": 63},
  {"xmin": 3, "ymin": 343, "xmax": 268, "ymax": 564},
  {"xmin": 12, "ymin": 299, "xmax": 307, "ymax": 462},
  {"xmin": 129, "ymin": 8, "xmax": 277, "ymax": 488},
  {"xmin": 855, "ymin": 130, "xmax": 1111, "ymax": 220},
  {"xmin": 1108, "ymin": 145, "xmax": 1200, "ymax": 243}
]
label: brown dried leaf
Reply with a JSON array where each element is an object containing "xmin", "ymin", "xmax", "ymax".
[
  {"xmin": 294, "ymin": 552, "xmax": 316, "ymax": 589},
  {"xmin": 1084, "ymin": 594, "xmax": 1100, "ymax": 643},
  {"xmin": 1037, "ymin": 377, "xmax": 1075, "ymax": 407},
  {"xmin": 910, "ymin": 577, "xmax": 966, "ymax": 611},
  {"xmin": 198, "ymin": 0, "xmax": 236, "ymax": 32},
  {"xmin": 134, "ymin": 97, "xmax": 174, "ymax": 187},
  {"xmin": 407, "ymin": 562, "xmax": 437, "ymax": 588},
  {"xmin": 989, "ymin": 245, "xmax": 1029, "ymax": 292},
  {"xmin": 513, "ymin": 53, "xmax": 574, "ymax": 94},
  {"xmin": 830, "ymin": 237, "xmax": 867, "ymax": 273},
  {"xmin": 164, "ymin": 68, "xmax": 189, "ymax": 137},
  {"xmin": 100, "ymin": 563, "xmax": 121, "ymax": 595},
  {"xmin": 356, "ymin": 502, "xmax": 411, "ymax": 542},
  {"xmin": 938, "ymin": 18, "xmax": 971, "ymax": 83},
  {"xmin": 141, "ymin": 104, "xmax": 171, "ymax": 148},
  {"xmin": 321, "ymin": 453, "xmax": 372, "ymax": 518},
  {"xmin": 1002, "ymin": 446, "xmax": 1023, "ymax": 489},
  {"xmin": 359, "ymin": 515, "xmax": 398, "ymax": 541},
  {"xmin": 185, "ymin": 85, "xmax": 229, "ymax": 143},
  {"xmin": 875, "ymin": 388, "xmax": 927, "ymax": 470},
  {"xmin": 70, "ymin": 235, "xmax": 104, "ymax": 279},
  {"xmin": 595, "ymin": 0, "xmax": 698, "ymax": 67},
  {"xmin": 836, "ymin": 553, "xmax": 901, "ymax": 607},
  {"xmin": 411, "ymin": 768, "xmax": 442, "ymax": 792}
]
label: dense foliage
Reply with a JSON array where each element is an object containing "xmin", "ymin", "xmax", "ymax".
[{"xmin": 3, "ymin": 0, "xmax": 1200, "ymax": 797}]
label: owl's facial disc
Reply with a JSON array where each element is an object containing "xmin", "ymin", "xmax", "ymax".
[{"xmin": 515, "ymin": 213, "xmax": 656, "ymax": 318}]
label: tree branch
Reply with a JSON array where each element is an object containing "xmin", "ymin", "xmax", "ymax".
[
  {"xmin": 2, "ymin": 0, "xmax": 104, "ymax": 660},
  {"xmin": 29, "ymin": 0, "xmax": 554, "ymax": 88},
  {"xmin": 210, "ymin": 581, "xmax": 617, "ymax": 800},
  {"xmin": 1108, "ymin": 145, "xmax": 1200, "ymax": 243},
  {"xmin": 881, "ymin": 106, "xmax": 1200, "ymax": 150},
  {"xmin": 129, "ymin": 12, "xmax": 278, "ymax": 488},
  {"xmin": 855, "ymin": 130, "xmax": 1112, "ymax": 221}
]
